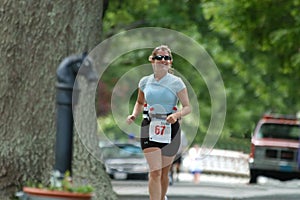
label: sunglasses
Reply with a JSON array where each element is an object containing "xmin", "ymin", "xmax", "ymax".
[{"xmin": 152, "ymin": 55, "xmax": 172, "ymax": 61}]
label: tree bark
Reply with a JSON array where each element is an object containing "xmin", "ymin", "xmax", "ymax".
[{"xmin": 0, "ymin": 0, "xmax": 117, "ymax": 199}]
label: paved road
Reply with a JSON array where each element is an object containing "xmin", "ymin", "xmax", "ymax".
[{"xmin": 113, "ymin": 173, "xmax": 300, "ymax": 200}]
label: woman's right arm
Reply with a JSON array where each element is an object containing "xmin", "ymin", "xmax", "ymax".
[{"xmin": 126, "ymin": 89, "xmax": 145, "ymax": 124}]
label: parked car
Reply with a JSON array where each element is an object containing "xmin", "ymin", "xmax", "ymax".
[
  {"xmin": 100, "ymin": 143, "xmax": 148, "ymax": 180},
  {"xmin": 249, "ymin": 113, "xmax": 300, "ymax": 183}
]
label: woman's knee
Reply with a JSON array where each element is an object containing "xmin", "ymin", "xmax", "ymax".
[{"xmin": 149, "ymin": 170, "xmax": 162, "ymax": 180}]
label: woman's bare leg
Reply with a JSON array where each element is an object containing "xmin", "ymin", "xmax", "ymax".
[
  {"xmin": 143, "ymin": 147, "xmax": 162, "ymax": 200},
  {"xmin": 161, "ymin": 155, "xmax": 175, "ymax": 200},
  {"xmin": 193, "ymin": 172, "xmax": 200, "ymax": 184}
]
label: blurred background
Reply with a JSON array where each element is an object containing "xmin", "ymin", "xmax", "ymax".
[
  {"xmin": 96, "ymin": 0, "xmax": 300, "ymax": 153},
  {"xmin": 2, "ymin": 0, "xmax": 300, "ymax": 199}
]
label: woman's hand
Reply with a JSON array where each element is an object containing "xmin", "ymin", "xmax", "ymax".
[
  {"xmin": 166, "ymin": 113, "xmax": 180, "ymax": 124},
  {"xmin": 126, "ymin": 115, "xmax": 136, "ymax": 125},
  {"xmin": 126, "ymin": 89, "xmax": 144, "ymax": 125}
]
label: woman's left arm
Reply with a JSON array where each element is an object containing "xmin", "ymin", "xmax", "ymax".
[{"xmin": 166, "ymin": 88, "xmax": 191, "ymax": 123}]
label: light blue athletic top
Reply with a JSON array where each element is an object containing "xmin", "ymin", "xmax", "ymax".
[{"xmin": 139, "ymin": 73, "xmax": 186, "ymax": 114}]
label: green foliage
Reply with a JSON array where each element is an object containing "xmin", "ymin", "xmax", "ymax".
[
  {"xmin": 25, "ymin": 171, "xmax": 94, "ymax": 194},
  {"xmin": 97, "ymin": 114, "xmax": 131, "ymax": 142},
  {"xmin": 201, "ymin": 0, "xmax": 300, "ymax": 139},
  {"xmin": 215, "ymin": 137, "xmax": 251, "ymax": 153},
  {"xmin": 99, "ymin": 0, "xmax": 300, "ymax": 151}
]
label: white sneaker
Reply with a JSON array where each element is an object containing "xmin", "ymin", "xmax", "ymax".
[{"xmin": 165, "ymin": 196, "xmax": 168, "ymax": 200}]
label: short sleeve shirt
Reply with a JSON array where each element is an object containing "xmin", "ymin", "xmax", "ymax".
[{"xmin": 139, "ymin": 73, "xmax": 186, "ymax": 113}]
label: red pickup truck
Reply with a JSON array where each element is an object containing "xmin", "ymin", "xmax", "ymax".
[{"xmin": 249, "ymin": 114, "xmax": 300, "ymax": 183}]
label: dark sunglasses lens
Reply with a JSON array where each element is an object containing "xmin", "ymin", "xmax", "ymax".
[
  {"xmin": 154, "ymin": 55, "xmax": 171, "ymax": 60},
  {"xmin": 163, "ymin": 56, "xmax": 171, "ymax": 60}
]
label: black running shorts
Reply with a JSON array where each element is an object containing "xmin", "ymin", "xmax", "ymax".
[{"xmin": 140, "ymin": 118, "xmax": 181, "ymax": 157}]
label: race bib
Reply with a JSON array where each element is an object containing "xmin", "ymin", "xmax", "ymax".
[{"xmin": 149, "ymin": 118, "xmax": 172, "ymax": 143}]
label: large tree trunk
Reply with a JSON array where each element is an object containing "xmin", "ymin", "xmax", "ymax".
[{"xmin": 0, "ymin": 1, "xmax": 117, "ymax": 199}]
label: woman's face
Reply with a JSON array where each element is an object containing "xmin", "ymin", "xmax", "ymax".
[{"xmin": 152, "ymin": 50, "xmax": 172, "ymax": 74}]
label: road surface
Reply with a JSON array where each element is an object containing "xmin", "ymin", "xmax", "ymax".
[{"xmin": 113, "ymin": 173, "xmax": 300, "ymax": 200}]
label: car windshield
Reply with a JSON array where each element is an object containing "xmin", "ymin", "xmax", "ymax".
[
  {"xmin": 101, "ymin": 144, "xmax": 144, "ymax": 159},
  {"xmin": 257, "ymin": 123, "xmax": 300, "ymax": 140}
]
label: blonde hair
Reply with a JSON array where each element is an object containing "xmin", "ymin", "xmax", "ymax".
[{"xmin": 149, "ymin": 45, "xmax": 174, "ymax": 74}]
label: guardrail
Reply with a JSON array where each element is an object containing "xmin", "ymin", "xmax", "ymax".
[{"xmin": 182, "ymin": 149, "xmax": 250, "ymax": 177}]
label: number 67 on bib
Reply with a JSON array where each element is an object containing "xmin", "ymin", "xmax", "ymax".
[{"xmin": 149, "ymin": 119, "xmax": 172, "ymax": 143}]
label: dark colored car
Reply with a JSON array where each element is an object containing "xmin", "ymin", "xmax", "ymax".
[
  {"xmin": 100, "ymin": 143, "xmax": 148, "ymax": 180},
  {"xmin": 249, "ymin": 114, "xmax": 300, "ymax": 183}
]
